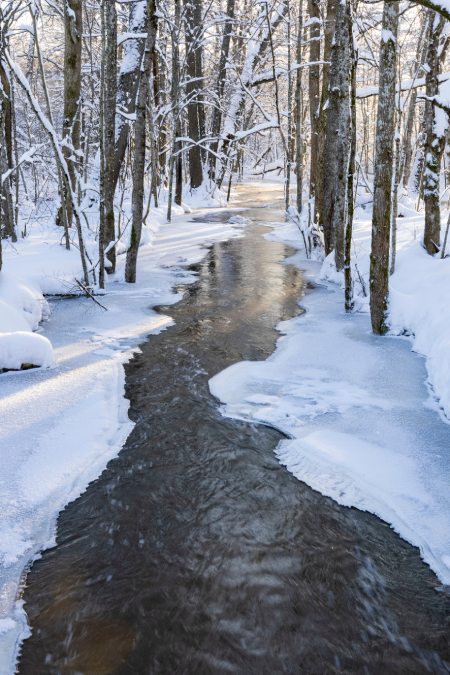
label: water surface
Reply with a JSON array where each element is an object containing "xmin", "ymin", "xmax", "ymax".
[{"xmin": 19, "ymin": 185, "xmax": 450, "ymax": 674}]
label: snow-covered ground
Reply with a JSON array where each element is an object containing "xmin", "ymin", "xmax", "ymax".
[
  {"xmin": 210, "ymin": 189, "xmax": 450, "ymax": 588},
  {"xmin": 0, "ymin": 202, "xmax": 243, "ymax": 672}
]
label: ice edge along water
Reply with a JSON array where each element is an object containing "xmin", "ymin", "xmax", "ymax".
[
  {"xmin": 0, "ymin": 208, "xmax": 244, "ymax": 674},
  {"xmin": 209, "ymin": 216, "xmax": 450, "ymax": 590}
]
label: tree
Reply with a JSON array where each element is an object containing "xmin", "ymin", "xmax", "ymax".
[
  {"xmin": 313, "ymin": 0, "xmax": 336, "ymax": 229},
  {"xmin": 99, "ymin": 0, "xmax": 118, "ymax": 288},
  {"xmin": 322, "ymin": 0, "xmax": 352, "ymax": 268},
  {"xmin": 184, "ymin": 0, "xmax": 206, "ymax": 190},
  {"xmin": 308, "ymin": 0, "xmax": 320, "ymax": 198},
  {"xmin": 59, "ymin": 0, "xmax": 82, "ymax": 229},
  {"xmin": 113, "ymin": 1, "xmax": 148, "ymax": 191},
  {"xmin": 209, "ymin": 0, "xmax": 235, "ymax": 180},
  {"xmin": 125, "ymin": 0, "xmax": 158, "ymax": 283},
  {"xmin": 370, "ymin": 1, "xmax": 399, "ymax": 335},
  {"xmin": 423, "ymin": 10, "xmax": 447, "ymax": 254}
]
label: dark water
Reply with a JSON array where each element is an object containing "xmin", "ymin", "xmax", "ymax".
[{"xmin": 19, "ymin": 187, "xmax": 450, "ymax": 674}]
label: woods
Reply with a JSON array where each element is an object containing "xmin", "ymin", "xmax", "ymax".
[
  {"xmin": 4, "ymin": 2, "xmax": 450, "ymax": 669},
  {"xmin": 1, "ymin": 0, "xmax": 450, "ymax": 329}
]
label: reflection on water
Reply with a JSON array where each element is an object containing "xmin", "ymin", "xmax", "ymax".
[{"xmin": 19, "ymin": 186, "xmax": 450, "ymax": 674}]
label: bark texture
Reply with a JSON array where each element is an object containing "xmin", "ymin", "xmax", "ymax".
[
  {"xmin": 308, "ymin": 0, "xmax": 321, "ymax": 197},
  {"xmin": 423, "ymin": 11, "xmax": 446, "ymax": 254},
  {"xmin": 61, "ymin": 0, "xmax": 82, "ymax": 227},
  {"xmin": 184, "ymin": 0, "xmax": 206, "ymax": 189},
  {"xmin": 370, "ymin": 1, "xmax": 399, "ymax": 335},
  {"xmin": 125, "ymin": 0, "xmax": 157, "ymax": 283},
  {"xmin": 113, "ymin": 1, "xmax": 148, "ymax": 190},
  {"xmin": 99, "ymin": 0, "xmax": 117, "ymax": 288},
  {"xmin": 314, "ymin": 0, "xmax": 336, "ymax": 228},
  {"xmin": 322, "ymin": 0, "xmax": 352, "ymax": 269},
  {"xmin": 209, "ymin": 0, "xmax": 235, "ymax": 180}
]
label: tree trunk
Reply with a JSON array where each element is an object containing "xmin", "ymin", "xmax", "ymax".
[
  {"xmin": 167, "ymin": 0, "xmax": 181, "ymax": 222},
  {"xmin": 125, "ymin": 0, "xmax": 157, "ymax": 283},
  {"xmin": 308, "ymin": 0, "xmax": 321, "ymax": 197},
  {"xmin": 296, "ymin": 0, "xmax": 304, "ymax": 215},
  {"xmin": 0, "ymin": 57, "xmax": 14, "ymax": 241},
  {"xmin": 322, "ymin": 0, "xmax": 352, "ymax": 269},
  {"xmin": 401, "ymin": 13, "xmax": 427, "ymax": 189},
  {"xmin": 99, "ymin": 0, "xmax": 118, "ymax": 288},
  {"xmin": 184, "ymin": 0, "xmax": 205, "ymax": 190},
  {"xmin": 113, "ymin": 1, "xmax": 148, "ymax": 191},
  {"xmin": 61, "ymin": 0, "xmax": 82, "ymax": 228},
  {"xmin": 370, "ymin": 1, "xmax": 399, "ymax": 335},
  {"xmin": 209, "ymin": 0, "xmax": 235, "ymax": 180},
  {"xmin": 423, "ymin": 10, "xmax": 446, "ymax": 255},
  {"xmin": 345, "ymin": 38, "xmax": 357, "ymax": 312},
  {"xmin": 313, "ymin": 0, "xmax": 336, "ymax": 228}
]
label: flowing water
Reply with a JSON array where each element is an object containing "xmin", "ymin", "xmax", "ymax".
[{"xmin": 19, "ymin": 185, "xmax": 450, "ymax": 674}]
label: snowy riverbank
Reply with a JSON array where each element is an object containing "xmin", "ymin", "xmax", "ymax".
[
  {"xmin": 210, "ymin": 192, "xmax": 450, "ymax": 587},
  {"xmin": 0, "ymin": 203, "xmax": 243, "ymax": 672}
]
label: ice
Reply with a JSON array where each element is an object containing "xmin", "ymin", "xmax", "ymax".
[{"xmin": 210, "ymin": 225, "xmax": 450, "ymax": 588}]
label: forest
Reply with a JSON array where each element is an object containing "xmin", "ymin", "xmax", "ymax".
[{"xmin": 1, "ymin": 0, "xmax": 450, "ymax": 672}]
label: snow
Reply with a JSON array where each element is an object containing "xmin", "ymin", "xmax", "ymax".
[
  {"xmin": 209, "ymin": 186, "xmax": 450, "ymax": 592},
  {"xmin": 0, "ymin": 274, "xmax": 53, "ymax": 371},
  {"xmin": 381, "ymin": 28, "xmax": 396, "ymax": 43},
  {"xmin": 0, "ymin": 205, "xmax": 244, "ymax": 674},
  {"xmin": 0, "ymin": 332, "xmax": 54, "ymax": 370}
]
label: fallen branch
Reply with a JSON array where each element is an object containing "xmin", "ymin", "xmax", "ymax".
[{"xmin": 74, "ymin": 279, "xmax": 108, "ymax": 311}]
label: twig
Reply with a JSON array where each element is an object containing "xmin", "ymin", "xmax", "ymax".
[{"xmin": 74, "ymin": 279, "xmax": 108, "ymax": 311}]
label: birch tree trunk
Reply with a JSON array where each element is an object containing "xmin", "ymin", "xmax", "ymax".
[
  {"xmin": 125, "ymin": 0, "xmax": 157, "ymax": 283},
  {"xmin": 401, "ymin": 13, "xmax": 427, "ymax": 189},
  {"xmin": 113, "ymin": 1, "xmax": 147, "ymax": 190},
  {"xmin": 423, "ymin": 11, "xmax": 446, "ymax": 255},
  {"xmin": 370, "ymin": 1, "xmax": 399, "ymax": 335},
  {"xmin": 209, "ymin": 0, "xmax": 235, "ymax": 181}
]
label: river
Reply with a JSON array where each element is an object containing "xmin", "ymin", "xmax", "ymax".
[{"xmin": 19, "ymin": 185, "xmax": 450, "ymax": 674}]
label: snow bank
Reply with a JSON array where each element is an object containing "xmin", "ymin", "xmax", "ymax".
[
  {"xmin": 183, "ymin": 181, "xmax": 227, "ymax": 208},
  {"xmin": 319, "ymin": 205, "xmax": 450, "ymax": 421},
  {"xmin": 390, "ymin": 241, "xmax": 450, "ymax": 421},
  {"xmin": 210, "ymin": 193, "xmax": 450, "ymax": 588}
]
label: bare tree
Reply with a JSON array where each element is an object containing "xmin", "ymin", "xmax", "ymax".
[
  {"xmin": 313, "ymin": 0, "xmax": 336, "ymax": 229},
  {"xmin": 322, "ymin": 0, "xmax": 352, "ymax": 269},
  {"xmin": 308, "ymin": 0, "xmax": 320, "ymax": 198},
  {"xmin": 59, "ymin": 0, "xmax": 82, "ymax": 229},
  {"xmin": 184, "ymin": 0, "xmax": 206, "ymax": 190},
  {"xmin": 125, "ymin": 0, "xmax": 158, "ymax": 283},
  {"xmin": 423, "ymin": 10, "xmax": 447, "ymax": 254},
  {"xmin": 99, "ymin": 0, "xmax": 118, "ymax": 288},
  {"xmin": 370, "ymin": 0, "xmax": 399, "ymax": 335}
]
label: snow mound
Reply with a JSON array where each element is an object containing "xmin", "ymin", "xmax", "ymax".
[
  {"xmin": 0, "ymin": 274, "xmax": 53, "ymax": 370},
  {"xmin": 0, "ymin": 332, "xmax": 54, "ymax": 370}
]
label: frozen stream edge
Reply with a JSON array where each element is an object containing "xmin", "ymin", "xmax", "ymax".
[
  {"xmin": 0, "ymin": 211, "xmax": 245, "ymax": 674},
  {"xmin": 209, "ymin": 220, "xmax": 450, "ymax": 588}
]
